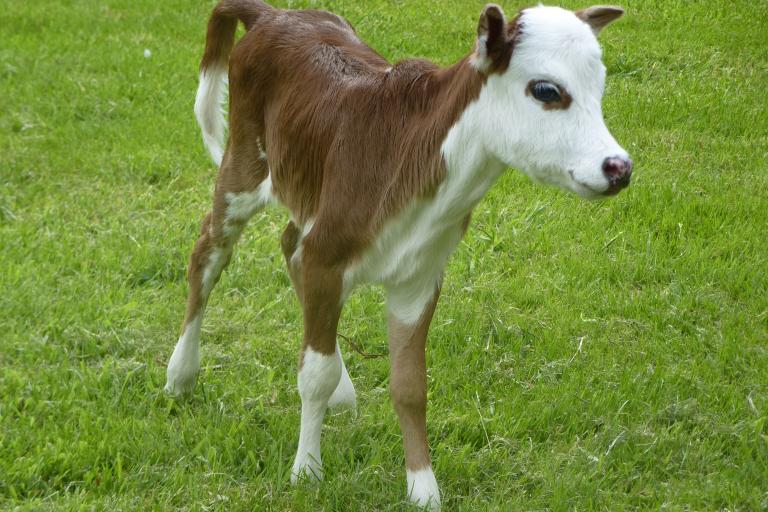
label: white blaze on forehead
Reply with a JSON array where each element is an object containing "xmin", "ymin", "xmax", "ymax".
[
  {"xmin": 514, "ymin": 6, "xmax": 605, "ymax": 94},
  {"xmin": 520, "ymin": 6, "xmax": 602, "ymax": 52}
]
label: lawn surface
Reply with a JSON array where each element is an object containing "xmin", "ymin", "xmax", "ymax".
[{"xmin": 1, "ymin": 0, "xmax": 767, "ymax": 510}]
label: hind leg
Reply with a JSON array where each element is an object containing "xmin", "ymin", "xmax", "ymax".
[
  {"xmin": 165, "ymin": 152, "xmax": 272, "ymax": 395},
  {"xmin": 281, "ymin": 222, "xmax": 356, "ymax": 413}
]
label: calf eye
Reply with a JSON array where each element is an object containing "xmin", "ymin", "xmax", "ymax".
[{"xmin": 531, "ymin": 81, "xmax": 562, "ymax": 103}]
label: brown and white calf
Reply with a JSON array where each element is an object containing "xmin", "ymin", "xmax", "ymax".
[{"xmin": 164, "ymin": 1, "xmax": 631, "ymax": 508}]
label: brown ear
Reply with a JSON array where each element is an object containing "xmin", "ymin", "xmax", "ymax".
[
  {"xmin": 475, "ymin": 4, "xmax": 514, "ymax": 73},
  {"xmin": 575, "ymin": 5, "xmax": 624, "ymax": 35}
]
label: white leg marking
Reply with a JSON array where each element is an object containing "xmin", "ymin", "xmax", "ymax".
[
  {"xmin": 407, "ymin": 468, "xmax": 441, "ymax": 511},
  {"xmin": 224, "ymin": 175, "xmax": 275, "ymax": 224},
  {"xmin": 291, "ymin": 346, "xmax": 342, "ymax": 483},
  {"xmin": 164, "ymin": 315, "xmax": 202, "ymax": 395},
  {"xmin": 327, "ymin": 344, "xmax": 356, "ymax": 411},
  {"xmin": 201, "ymin": 246, "xmax": 228, "ymax": 299},
  {"xmin": 165, "ymin": 242, "xmax": 232, "ymax": 395}
]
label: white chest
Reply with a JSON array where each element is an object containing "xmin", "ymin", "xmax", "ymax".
[
  {"xmin": 342, "ymin": 158, "xmax": 506, "ymax": 312},
  {"xmin": 343, "ymin": 198, "xmax": 465, "ymax": 291}
]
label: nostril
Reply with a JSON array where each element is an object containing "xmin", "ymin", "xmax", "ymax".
[{"xmin": 602, "ymin": 157, "xmax": 631, "ymax": 181}]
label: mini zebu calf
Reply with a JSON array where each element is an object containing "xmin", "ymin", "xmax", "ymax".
[{"xmin": 164, "ymin": 1, "xmax": 632, "ymax": 509}]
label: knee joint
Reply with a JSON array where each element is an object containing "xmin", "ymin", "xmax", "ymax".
[
  {"xmin": 391, "ymin": 380, "xmax": 426, "ymax": 411},
  {"xmin": 298, "ymin": 347, "xmax": 342, "ymax": 400}
]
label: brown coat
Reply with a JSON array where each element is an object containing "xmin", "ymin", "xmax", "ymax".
[{"xmin": 203, "ymin": 0, "xmax": 517, "ymax": 267}]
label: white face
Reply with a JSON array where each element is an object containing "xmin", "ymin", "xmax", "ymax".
[{"xmin": 480, "ymin": 7, "xmax": 630, "ymax": 199}]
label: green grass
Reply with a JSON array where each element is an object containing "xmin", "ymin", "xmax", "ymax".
[{"xmin": 1, "ymin": 0, "xmax": 767, "ymax": 510}]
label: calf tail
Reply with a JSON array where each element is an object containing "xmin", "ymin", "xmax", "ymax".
[{"xmin": 194, "ymin": 0, "xmax": 271, "ymax": 166}]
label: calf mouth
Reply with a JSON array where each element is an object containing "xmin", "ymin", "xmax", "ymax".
[
  {"xmin": 569, "ymin": 170, "xmax": 631, "ymax": 198},
  {"xmin": 603, "ymin": 177, "xmax": 631, "ymax": 196}
]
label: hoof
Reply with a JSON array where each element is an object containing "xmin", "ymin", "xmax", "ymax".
[
  {"xmin": 163, "ymin": 379, "xmax": 196, "ymax": 396},
  {"xmin": 290, "ymin": 459, "xmax": 323, "ymax": 484},
  {"xmin": 407, "ymin": 468, "xmax": 440, "ymax": 511},
  {"xmin": 164, "ymin": 366, "xmax": 198, "ymax": 396}
]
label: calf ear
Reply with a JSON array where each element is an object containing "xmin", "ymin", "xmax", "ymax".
[
  {"xmin": 475, "ymin": 4, "xmax": 514, "ymax": 73},
  {"xmin": 576, "ymin": 5, "xmax": 624, "ymax": 35}
]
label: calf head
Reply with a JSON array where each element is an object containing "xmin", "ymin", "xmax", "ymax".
[{"xmin": 473, "ymin": 4, "xmax": 631, "ymax": 199}]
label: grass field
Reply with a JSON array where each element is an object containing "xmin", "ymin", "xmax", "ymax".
[{"xmin": 2, "ymin": 0, "xmax": 767, "ymax": 510}]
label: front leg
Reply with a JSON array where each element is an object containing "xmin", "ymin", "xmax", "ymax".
[
  {"xmin": 281, "ymin": 221, "xmax": 356, "ymax": 412},
  {"xmin": 291, "ymin": 248, "xmax": 344, "ymax": 483},
  {"xmin": 387, "ymin": 281, "xmax": 442, "ymax": 511}
]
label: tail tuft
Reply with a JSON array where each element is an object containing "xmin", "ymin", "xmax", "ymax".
[{"xmin": 194, "ymin": 67, "xmax": 227, "ymax": 166}]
